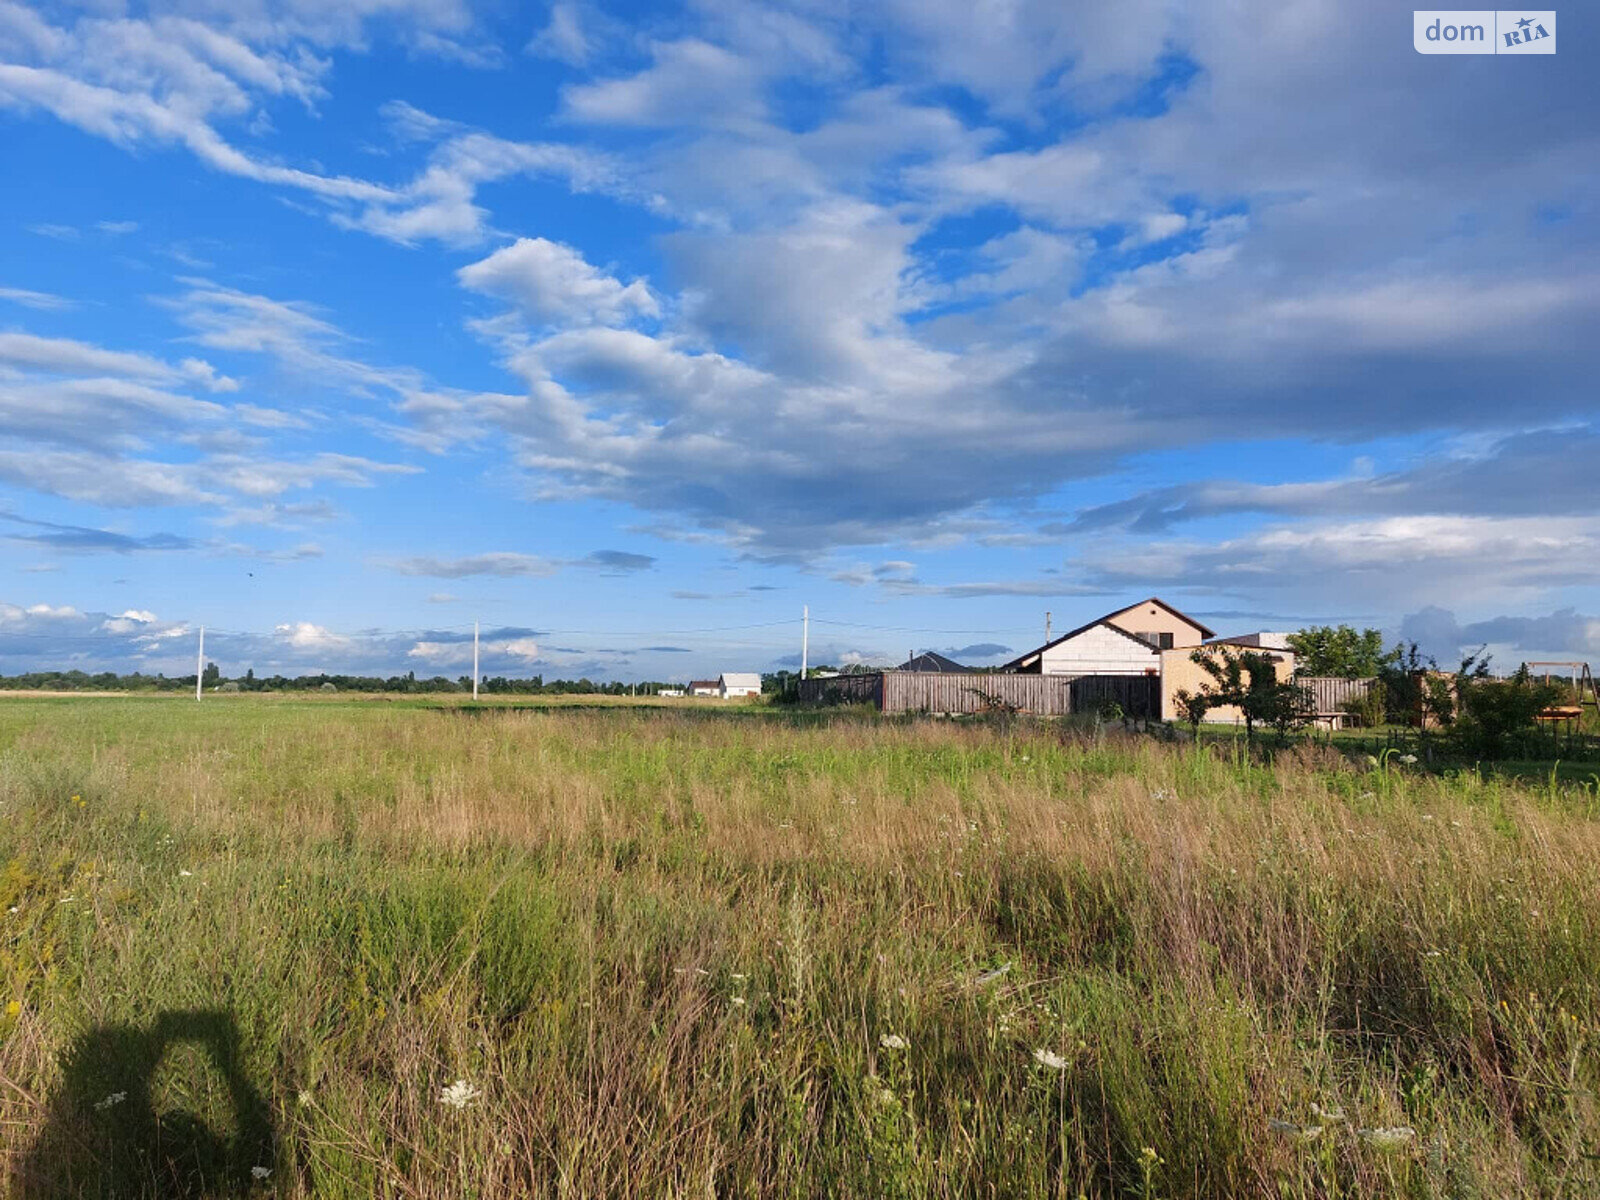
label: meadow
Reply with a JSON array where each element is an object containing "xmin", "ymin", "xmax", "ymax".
[{"xmin": 0, "ymin": 695, "xmax": 1596, "ymax": 1198}]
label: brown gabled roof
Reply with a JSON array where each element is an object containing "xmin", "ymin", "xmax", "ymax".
[
  {"xmin": 1103, "ymin": 597, "xmax": 1216, "ymax": 640},
  {"xmin": 1000, "ymin": 617, "xmax": 1161, "ymax": 672}
]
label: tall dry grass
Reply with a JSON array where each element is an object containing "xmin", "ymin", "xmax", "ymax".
[{"xmin": 0, "ymin": 697, "xmax": 1595, "ymax": 1197}]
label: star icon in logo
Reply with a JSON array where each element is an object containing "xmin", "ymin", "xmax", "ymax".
[{"xmin": 1516, "ymin": 16, "xmax": 1533, "ymax": 29}]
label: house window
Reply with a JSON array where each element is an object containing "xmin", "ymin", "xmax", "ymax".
[{"xmin": 1136, "ymin": 631, "xmax": 1175, "ymax": 649}]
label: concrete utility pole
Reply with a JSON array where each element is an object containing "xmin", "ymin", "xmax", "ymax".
[
  {"xmin": 801, "ymin": 605, "xmax": 809, "ymax": 679},
  {"xmin": 1045, "ymin": 611, "xmax": 1052, "ymax": 642},
  {"xmin": 472, "ymin": 620, "xmax": 480, "ymax": 701},
  {"xmin": 195, "ymin": 625, "xmax": 205, "ymax": 701}
]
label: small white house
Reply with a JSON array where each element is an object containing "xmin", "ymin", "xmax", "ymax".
[{"xmin": 718, "ymin": 672, "xmax": 763, "ymax": 698}]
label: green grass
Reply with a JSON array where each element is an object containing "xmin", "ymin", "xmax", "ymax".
[{"xmin": 0, "ymin": 696, "xmax": 1596, "ymax": 1197}]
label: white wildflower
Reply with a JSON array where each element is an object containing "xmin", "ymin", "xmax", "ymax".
[
  {"xmin": 1400, "ymin": 754, "xmax": 1418, "ymax": 765},
  {"xmin": 731, "ymin": 973, "xmax": 747, "ymax": 981},
  {"xmin": 1032, "ymin": 1048, "xmax": 1069, "ymax": 1071},
  {"xmin": 879, "ymin": 1033, "xmax": 908, "ymax": 1051},
  {"xmin": 730, "ymin": 996, "xmax": 746, "ymax": 1007},
  {"xmin": 1310, "ymin": 1102, "xmax": 1346, "ymax": 1124},
  {"xmin": 251, "ymin": 1165, "xmax": 272, "ymax": 1179},
  {"xmin": 1269, "ymin": 1118, "xmax": 1322, "ymax": 1142},
  {"xmin": 973, "ymin": 963, "xmax": 1012, "ymax": 986},
  {"xmin": 1359, "ymin": 1125, "xmax": 1417, "ymax": 1150},
  {"xmin": 297, "ymin": 1090, "xmax": 314, "ymax": 1107},
  {"xmin": 93, "ymin": 1092, "xmax": 127, "ymax": 1111},
  {"xmin": 439, "ymin": 1079, "xmax": 481, "ymax": 1110},
  {"xmin": 179, "ymin": 869, "xmax": 194, "ymax": 877}
]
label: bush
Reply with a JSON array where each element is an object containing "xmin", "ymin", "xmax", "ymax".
[
  {"xmin": 1450, "ymin": 666, "xmax": 1564, "ymax": 758},
  {"xmin": 1339, "ymin": 680, "xmax": 1387, "ymax": 728}
]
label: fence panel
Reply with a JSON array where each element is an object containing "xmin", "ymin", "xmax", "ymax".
[
  {"xmin": 1068, "ymin": 674, "xmax": 1160, "ymax": 718},
  {"xmin": 797, "ymin": 674, "xmax": 884, "ymax": 708},
  {"xmin": 1300, "ymin": 676, "xmax": 1375, "ymax": 715}
]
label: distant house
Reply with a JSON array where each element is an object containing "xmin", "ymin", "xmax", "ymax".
[
  {"xmin": 896, "ymin": 651, "xmax": 973, "ymax": 673},
  {"xmin": 689, "ymin": 680, "xmax": 720, "ymax": 697},
  {"xmin": 718, "ymin": 672, "xmax": 762, "ymax": 698},
  {"xmin": 658, "ymin": 687, "xmax": 685, "ymax": 697},
  {"xmin": 1207, "ymin": 632, "xmax": 1295, "ymax": 653},
  {"xmin": 1003, "ymin": 598, "xmax": 1216, "ymax": 676}
]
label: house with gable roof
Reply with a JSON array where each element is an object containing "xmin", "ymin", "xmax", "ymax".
[{"xmin": 1001, "ymin": 598, "xmax": 1216, "ymax": 677}]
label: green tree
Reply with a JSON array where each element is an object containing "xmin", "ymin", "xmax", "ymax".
[
  {"xmin": 1451, "ymin": 662, "xmax": 1558, "ymax": 758},
  {"xmin": 1187, "ymin": 648, "xmax": 1309, "ymax": 746},
  {"xmin": 1172, "ymin": 687, "xmax": 1211, "ymax": 740},
  {"xmin": 1287, "ymin": 625, "xmax": 1394, "ymax": 677},
  {"xmin": 201, "ymin": 662, "xmax": 221, "ymax": 688}
]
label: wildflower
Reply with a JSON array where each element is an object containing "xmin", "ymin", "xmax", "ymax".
[
  {"xmin": 731, "ymin": 997, "xmax": 746, "ymax": 1007},
  {"xmin": 1400, "ymin": 754, "xmax": 1418, "ymax": 765},
  {"xmin": 1032, "ymin": 1048, "xmax": 1069, "ymax": 1071},
  {"xmin": 297, "ymin": 1090, "xmax": 314, "ymax": 1107},
  {"xmin": 179, "ymin": 870, "xmax": 193, "ymax": 877},
  {"xmin": 5, "ymin": 1000, "xmax": 19, "ymax": 1018},
  {"xmin": 1019, "ymin": 755, "xmax": 1030, "ymax": 763},
  {"xmin": 438, "ymin": 1080, "xmax": 481, "ymax": 1110},
  {"xmin": 1358, "ymin": 1125, "xmax": 1416, "ymax": 1150},
  {"xmin": 251, "ymin": 1166, "xmax": 272, "ymax": 1180},
  {"xmin": 6, "ymin": 906, "xmax": 16, "ymax": 914},
  {"xmin": 1269, "ymin": 1118, "xmax": 1322, "ymax": 1142},
  {"xmin": 879, "ymin": 1033, "xmax": 908, "ymax": 1051},
  {"xmin": 973, "ymin": 962, "xmax": 1012, "ymax": 986},
  {"xmin": 731, "ymin": 973, "xmax": 747, "ymax": 981},
  {"xmin": 1420, "ymin": 814, "xmax": 1434, "ymax": 822},
  {"xmin": 93, "ymin": 1092, "xmax": 127, "ymax": 1111},
  {"xmin": 1310, "ymin": 1103, "xmax": 1346, "ymax": 1124}
]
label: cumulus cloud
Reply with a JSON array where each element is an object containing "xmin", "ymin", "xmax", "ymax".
[{"xmin": 458, "ymin": 238, "xmax": 658, "ymax": 327}]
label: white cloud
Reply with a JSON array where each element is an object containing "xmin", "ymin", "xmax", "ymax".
[
  {"xmin": 274, "ymin": 621, "xmax": 350, "ymax": 651},
  {"xmin": 458, "ymin": 238, "xmax": 658, "ymax": 327},
  {"xmin": 0, "ymin": 285, "xmax": 74, "ymax": 310},
  {"xmin": 386, "ymin": 552, "xmax": 560, "ymax": 578}
]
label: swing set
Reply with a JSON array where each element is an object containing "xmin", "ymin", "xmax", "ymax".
[{"xmin": 1526, "ymin": 661, "xmax": 1599, "ymax": 732}]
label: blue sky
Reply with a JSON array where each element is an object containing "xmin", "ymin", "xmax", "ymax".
[{"xmin": 1, "ymin": 0, "xmax": 1597, "ymax": 681}]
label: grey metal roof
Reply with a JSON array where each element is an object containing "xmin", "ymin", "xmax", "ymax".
[{"xmin": 895, "ymin": 651, "xmax": 974, "ymax": 673}]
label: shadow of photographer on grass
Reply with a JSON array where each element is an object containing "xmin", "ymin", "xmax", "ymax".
[{"xmin": 13, "ymin": 1010, "xmax": 274, "ymax": 1198}]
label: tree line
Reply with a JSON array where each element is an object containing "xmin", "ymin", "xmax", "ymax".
[{"xmin": 0, "ymin": 667, "xmax": 680, "ymax": 696}]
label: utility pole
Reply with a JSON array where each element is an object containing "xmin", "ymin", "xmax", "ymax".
[
  {"xmin": 472, "ymin": 620, "xmax": 479, "ymax": 701},
  {"xmin": 195, "ymin": 625, "xmax": 204, "ymax": 702},
  {"xmin": 801, "ymin": 605, "xmax": 809, "ymax": 680},
  {"xmin": 1045, "ymin": 611, "xmax": 1052, "ymax": 643}
]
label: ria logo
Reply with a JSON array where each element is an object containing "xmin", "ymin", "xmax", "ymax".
[
  {"xmin": 1414, "ymin": 10, "xmax": 1556, "ymax": 53},
  {"xmin": 1500, "ymin": 13, "xmax": 1552, "ymax": 47}
]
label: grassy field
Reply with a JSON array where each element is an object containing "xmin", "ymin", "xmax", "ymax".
[{"xmin": 0, "ymin": 696, "xmax": 1596, "ymax": 1198}]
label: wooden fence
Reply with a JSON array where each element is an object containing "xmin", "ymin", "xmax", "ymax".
[
  {"xmin": 1299, "ymin": 676, "xmax": 1375, "ymax": 718},
  {"xmin": 798, "ymin": 672, "xmax": 1159, "ymax": 717}
]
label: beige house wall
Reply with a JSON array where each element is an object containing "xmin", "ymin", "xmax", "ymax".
[
  {"xmin": 1160, "ymin": 646, "xmax": 1295, "ymax": 724},
  {"xmin": 1105, "ymin": 601, "xmax": 1210, "ymax": 648}
]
